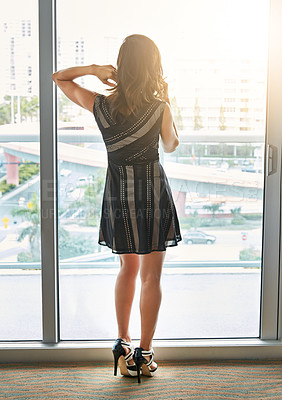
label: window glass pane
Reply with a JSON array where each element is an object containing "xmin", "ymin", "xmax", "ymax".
[
  {"xmin": 0, "ymin": 0, "xmax": 41, "ymax": 340},
  {"xmin": 57, "ymin": 0, "xmax": 269, "ymax": 339}
]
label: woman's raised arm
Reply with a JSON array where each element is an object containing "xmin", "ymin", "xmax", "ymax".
[{"xmin": 52, "ymin": 64, "xmax": 117, "ymax": 112}]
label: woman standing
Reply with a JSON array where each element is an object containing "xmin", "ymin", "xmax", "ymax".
[{"xmin": 53, "ymin": 34, "xmax": 182, "ymax": 383}]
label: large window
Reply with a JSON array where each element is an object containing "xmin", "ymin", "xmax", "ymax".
[
  {"xmin": 0, "ymin": 0, "xmax": 41, "ymax": 340},
  {"xmin": 57, "ymin": 0, "xmax": 268, "ymax": 340}
]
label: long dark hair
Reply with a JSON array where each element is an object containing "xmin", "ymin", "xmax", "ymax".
[{"xmin": 107, "ymin": 34, "xmax": 167, "ymax": 120}]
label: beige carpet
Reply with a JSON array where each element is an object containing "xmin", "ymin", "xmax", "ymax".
[{"xmin": 1, "ymin": 359, "xmax": 282, "ymax": 399}]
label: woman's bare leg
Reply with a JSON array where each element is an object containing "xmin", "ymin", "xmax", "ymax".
[
  {"xmin": 115, "ymin": 253, "xmax": 140, "ymax": 364},
  {"xmin": 139, "ymin": 250, "xmax": 166, "ymax": 367}
]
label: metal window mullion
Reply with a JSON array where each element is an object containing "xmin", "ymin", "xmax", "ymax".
[
  {"xmin": 39, "ymin": 0, "xmax": 59, "ymax": 343},
  {"xmin": 260, "ymin": 0, "xmax": 282, "ymax": 340}
]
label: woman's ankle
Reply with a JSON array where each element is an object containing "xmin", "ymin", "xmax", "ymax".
[
  {"xmin": 140, "ymin": 343, "xmax": 152, "ymax": 351},
  {"xmin": 118, "ymin": 335, "xmax": 131, "ymax": 342}
]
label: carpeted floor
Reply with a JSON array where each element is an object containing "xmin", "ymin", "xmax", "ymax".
[{"xmin": 1, "ymin": 360, "xmax": 282, "ymax": 399}]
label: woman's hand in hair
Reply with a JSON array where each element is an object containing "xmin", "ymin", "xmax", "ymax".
[
  {"xmin": 92, "ymin": 64, "xmax": 117, "ymax": 87},
  {"xmin": 52, "ymin": 64, "xmax": 117, "ymax": 113}
]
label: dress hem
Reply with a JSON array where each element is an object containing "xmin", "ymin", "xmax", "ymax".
[{"xmin": 98, "ymin": 237, "xmax": 182, "ymax": 255}]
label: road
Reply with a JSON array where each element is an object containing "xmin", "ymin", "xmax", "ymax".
[{"xmin": 0, "ymin": 223, "xmax": 262, "ymax": 262}]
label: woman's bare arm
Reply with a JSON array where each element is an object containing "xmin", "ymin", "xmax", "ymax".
[
  {"xmin": 160, "ymin": 103, "xmax": 180, "ymax": 153},
  {"xmin": 160, "ymin": 83, "xmax": 179, "ymax": 153},
  {"xmin": 163, "ymin": 95, "xmax": 179, "ymax": 139},
  {"xmin": 52, "ymin": 64, "xmax": 117, "ymax": 112}
]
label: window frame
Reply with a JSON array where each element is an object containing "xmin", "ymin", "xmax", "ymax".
[{"xmin": 1, "ymin": 0, "xmax": 282, "ymax": 362}]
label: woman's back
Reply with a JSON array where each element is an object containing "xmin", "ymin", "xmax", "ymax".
[{"xmin": 93, "ymin": 94, "xmax": 166, "ymax": 166}]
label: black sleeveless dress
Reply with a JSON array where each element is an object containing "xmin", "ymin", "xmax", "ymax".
[{"xmin": 93, "ymin": 94, "xmax": 182, "ymax": 254}]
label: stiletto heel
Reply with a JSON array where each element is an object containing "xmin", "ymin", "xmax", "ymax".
[
  {"xmin": 133, "ymin": 347, "xmax": 158, "ymax": 383},
  {"xmin": 135, "ymin": 359, "xmax": 142, "ymax": 383},
  {"xmin": 113, "ymin": 349, "xmax": 120, "ymax": 376},
  {"xmin": 112, "ymin": 338, "xmax": 137, "ymax": 377}
]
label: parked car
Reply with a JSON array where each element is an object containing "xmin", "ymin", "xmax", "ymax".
[
  {"xmin": 77, "ymin": 176, "xmax": 94, "ymax": 186},
  {"xmin": 78, "ymin": 177, "xmax": 89, "ymax": 186},
  {"xmin": 60, "ymin": 168, "xmax": 72, "ymax": 177},
  {"xmin": 183, "ymin": 230, "xmax": 216, "ymax": 245},
  {"xmin": 241, "ymin": 166, "xmax": 262, "ymax": 173}
]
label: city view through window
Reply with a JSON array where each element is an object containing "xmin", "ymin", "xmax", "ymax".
[{"xmin": 0, "ymin": 0, "xmax": 269, "ymax": 340}]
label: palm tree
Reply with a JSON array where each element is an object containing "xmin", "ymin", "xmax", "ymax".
[
  {"xmin": 230, "ymin": 206, "xmax": 245, "ymax": 225},
  {"xmin": 171, "ymin": 96, "xmax": 183, "ymax": 130},
  {"xmin": 203, "ymin": 203, "xmax": 224, "ymax": 219},
  {"xmin": 194, "ymin": 97, "xmax": 203, "ymax": 130},
  {"xmin": 11, "ymin": 190, "xmax": 96, "ymax": 261},
  {"xmin": 20, "ymin": 96, "xmax": 39, "ymax": 122},
  {"xmin": 230, "ymin": 207, "xmax": 242, "ymax": 216},
  {"xmin": 11, "ymin": 191, "xmax": 41, "ymax": 260}
]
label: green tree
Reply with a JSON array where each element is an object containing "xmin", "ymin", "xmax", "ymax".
[
  {"xmin": 0, "ymin": 180, "xmax": 16, "ymax": 196},
  {"xmin": 0, "ymin": 102, "xmax": 11, "ymax": 125},
  {"xmin": 203, "ymin": 203, "xmax": 224, "ymax": 219},
  {"xmin": 18, "ymin": 162, "xmax": 40, "ymax": 184},
  {"xmin": 11, "ymin": 191, "xmax": 41, "ymax": 261},
  {"xmin": 20, "ymin": 96, "xmax": 39, "ymax": 122},
  {"xmin": 63, "ymin": 170, "xmax": 105, "ymax": 226},
  {"xmin": 239, "ymin": 246, "xmax": 261, "ymax": 261},
  {"xmin": 230, "ymin": 207, "xmax": 242, "ymax": 216},
  {"xmin": 0, "ymin": 95, "xmax": 39, "ymax": 125},
  {"xmin": 0, "ymin": 162, "xmax": 39, "ymax": 198},
  {"xmin": 219, "ymin": 104, "xmax": 226, "ymax": 130},
  {"xmin": 58, "ymin": 229, "xmax": 94, "ymax": 259},
  {"xmin": 193, "ymin": 97, "xmax": 203, "ymax": 130},
  {"xmin": 170, "ymin": 96, "xmax": 183, "ymax": 130},
  {"xmin": 12, "ymin": 191, "xmax": 96, "ymax": 261},
  {"xmin": 230, "ymin": 206, "xmax": 245, "ymax": 225}
]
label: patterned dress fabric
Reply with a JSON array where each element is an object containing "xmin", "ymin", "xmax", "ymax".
[{"xmin": 93, "ymin": 93, "xmax": 182, "ymax": 254}]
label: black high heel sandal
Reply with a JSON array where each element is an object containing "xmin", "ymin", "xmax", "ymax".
[
  {"xmin": 112, "ymin": 338, "xmax": 137, "ymax": 377},
  {"xmin": 133, "ymin": 347, "xmax": 158, "ymax": 383}
]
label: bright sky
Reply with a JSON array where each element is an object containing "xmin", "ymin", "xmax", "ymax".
[
  {"xmin": 0, "ymin": 0, "xmax": 270, "ymax": 97},
  {"xmin": 2, "ymin": 0, "xmax": 269, "ymax": 60},
  {"xmin": 56, "ymin": 0, "xmax": 269, "ymax": 71}
]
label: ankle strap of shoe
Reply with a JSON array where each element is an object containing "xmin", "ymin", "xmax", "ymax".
[
  {"xmin": 118, "ymin": 338, "xmax": 132, "ymax": 348},
  {"xmin": 141, "ymin": 348, "xmax": 154, "ymax": 356}
]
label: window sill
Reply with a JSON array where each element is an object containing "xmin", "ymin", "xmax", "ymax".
[{"xmin": 1, "ymin": 338, "xmax": 282, "ymax": 363}]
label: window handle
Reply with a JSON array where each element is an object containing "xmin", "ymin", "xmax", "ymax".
[{"xmin": 266, "ymin": 143, "xmax": 277, "ymax": 176}]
